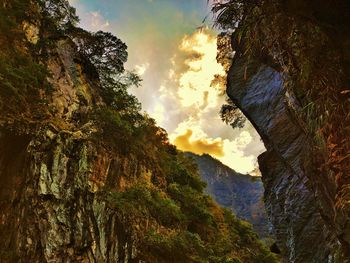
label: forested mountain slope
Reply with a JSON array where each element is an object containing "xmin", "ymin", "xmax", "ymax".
[{"xmin": 187, "ymin": 153, "xmax": 269, "ymax": 238}]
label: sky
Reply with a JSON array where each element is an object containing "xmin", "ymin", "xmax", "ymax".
[{"xmin": 68, "ymin": 0, "xmax": 265, "ymax": 174}]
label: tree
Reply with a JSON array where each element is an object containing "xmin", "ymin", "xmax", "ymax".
[
  {"xmin": 74, "ymin": 30, "xmax": 127, "ymax": 78},
  {"xmin": 40, "ymin": 0, "xmax": 79, "ymax": 31},
  {"xmin": 69, "ymin": 27, "xmax": 144, "ymax": 114},
  {"xmin": 214, "ymin": 32, "xmax": 247, "ymax": 129},
  {"xmin": 220, "ymin": 98, "xmax": 246, "ymax": 129},
  {"xmin": 211, "ymin": 0, "xmax": 261, "ymax": 30}
]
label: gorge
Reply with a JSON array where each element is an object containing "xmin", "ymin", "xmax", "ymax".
[{"xmin": 0, "ymin": 0, "xmax": 349, "ymax": 263}]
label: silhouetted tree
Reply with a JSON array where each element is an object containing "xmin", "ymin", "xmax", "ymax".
[
  {"xmin": 220, "ymin": 98, "xmax": 246, "ymax": 128},
  {"xmin": 40, "ymin": 0, "xmax": 79, "ymax": 30}
]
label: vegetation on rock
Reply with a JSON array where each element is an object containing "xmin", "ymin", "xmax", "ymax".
[{"xmin": 187, "ymin": 152, "xmax": 270, "ymax": 239}]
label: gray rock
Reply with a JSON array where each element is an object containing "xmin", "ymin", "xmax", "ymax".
[{"xmin": 226, "ymin": 57, "xmax": 341, "ymax": 262}]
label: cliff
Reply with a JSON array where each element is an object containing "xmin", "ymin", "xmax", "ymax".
[
  {"xmin": 226, "ymin": 57, "xmax": 337, "ymax": 262},
  {"xmin": 213, "ymin": 0, "xmax": 350, "ymax": 262},
  {"xmin": 0, "ymin": 1, "xmax": 278, "ymax": 262},
  {"xmin": 186, "ymin": 153, "xmax": 270, "ymax": 238},
  {"xmin": 0, "ymin": 30, "xmax": 141, "ymax": 263}
]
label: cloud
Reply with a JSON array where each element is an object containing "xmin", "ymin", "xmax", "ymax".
[
  {"xmin": 135, "ymin": 63, "xmax": 150, "ymax": 76},
  {"xmin": 174, "ymin": 129, "xmax": 224, "ymax": 156},
  {"xmin": 176, "ymin": 30, "xmax": 225, "ymax": 109},
  {"xmin": 161, "ymin": 29, "xmax": 265, "ymax": 174},
  {"xmin": 89, "ymin": 11, "xmax": 110, "ymax": 30},
  {"xmin": 171, "ymin": 119, "xmax": 258, "ymax": 173},
  {"xmin": 150, "ymin": 102, "xmax": 166, "ymax": 126},
  {"xmin": 219, "ymin": 132, "xmax": 257, "ymax": 174},
  {"xmin": 70, "ymin": 3, "xmax": 110, "ymax": 32}
]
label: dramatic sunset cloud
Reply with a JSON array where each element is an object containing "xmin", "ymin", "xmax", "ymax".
[{"xmin": 174, "ymin": 129, "xmax": 224, "ymax": 157}]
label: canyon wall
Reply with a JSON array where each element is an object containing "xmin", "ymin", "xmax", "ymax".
[
  {"xmin": 0, "ymin": 38, "xmax": 143, "ymax": 263},
  {"xmin": 226, "ymin": 55, "xmax": 344, "ymax": 262}
]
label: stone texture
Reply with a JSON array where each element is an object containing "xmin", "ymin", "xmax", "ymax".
[
  {"xmin": 226, "ymin": 57, "xmax": 342, "ymax": 262},
  {"xmin": 0, "ymin": 38, "xmax": 144, "ymax": 263}
]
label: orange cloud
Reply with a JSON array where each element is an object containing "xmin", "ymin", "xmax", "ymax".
[{"xmin": 174, "ymin": 129, "xmax": 224, "ymax": 157}]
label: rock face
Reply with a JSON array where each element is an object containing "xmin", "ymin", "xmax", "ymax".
[
  {"xmin": 0, "ymin": 132, "xmax": 143, "ymax": 263},
  {"xmin": 226, "ymin": 57, "xmax": 342, "ymax": 262},
  {"xmin": 0, "ymin": 38, "xmax": 143, "ymax": 263},
  {"xmin": 186, "ymin": 153, "xmax": 270, "ymax": 238}
]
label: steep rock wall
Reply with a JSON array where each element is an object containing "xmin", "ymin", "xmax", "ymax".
[
  {"xmin": 226, "ymin": 57, "xmax": 342, "ymax": 262},
  {"xmin": 0, "ymin": 38, "xmax": 145, "ymax": 263}
]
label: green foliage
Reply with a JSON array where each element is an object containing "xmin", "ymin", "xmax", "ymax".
[
  {"xmin": 107, "ymin": 185, "xmax": 185, "ymax": 227},
  {"xmin": 72, "ymin": 29, "xmax": 127, "ymax": 77},
  {"xmin": 43, "ymin": 0, "xmax": 78, "ymax": 24},
  {"xmin": 0, "ymin": 0, "xmax": 38, "ymax": 46},
  {"xmin": 70, "ymin": 27, "xmax": 143, "ymax": 110},
  {"xmin": 93, "ymin": 107, "xmax": 138, "ymax": 152},
  {"xmin": 0, "ymin": 0, "xmax": 51, "ymax": 127},
  {"xmin": 211, "ymin": 0, "xmax": 260, "ymax": 30},
  {"xmin": 220, "ymin": 98, "xmax": 246, "ymax": 129},
  {"xmin": 107, "ymin": 181, "xmax": 278, "ymax": 262},
  {"xmin": 0, "ymin": 53, "xmax": 48, "ymax": 103},
  {"xmin": 0, "ymin": 1, "xmax": 28, "ymax": 39},
  {"xmin": 168, "ymin": 183, "xmax": 214, "ymax": 228},
  {"xmin": 143, "ymin": 229, "xmax": 207, "ymax": 262},
  {"xmin": 163, "ymin": 154, "xmax": 207, "ymax": 192},
  {"xmin": 105, "ymin": 149, "xmax": 278, "ymax": 262},
  {"xmin": 39, "ymin": 0, "xmax": 79, "ymax": 32}
]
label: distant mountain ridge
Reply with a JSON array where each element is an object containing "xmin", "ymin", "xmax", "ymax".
[{"xmin": 186, "ymin": 152, "xmax": 270, "ymax": 237}]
